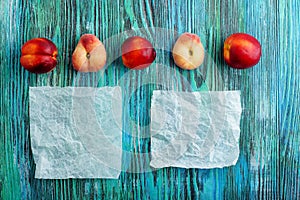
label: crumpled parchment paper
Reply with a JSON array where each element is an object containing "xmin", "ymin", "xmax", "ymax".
[
  {"xmin": 29, "ymin": 86, "xmax": 122, "ymax": 179},
  {"xmin": 150, "ymin": 90, "xmax": 242, "ymax": 169}
]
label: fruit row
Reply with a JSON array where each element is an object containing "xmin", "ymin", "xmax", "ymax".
[{"xmin": 20, "ymin": 32, "xmax": 261, "ymax": 74}]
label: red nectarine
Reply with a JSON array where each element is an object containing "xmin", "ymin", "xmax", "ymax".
[
  {"xmin": 20, "ymin": 38, "xmax": 58, "ymax": 74},
  {"xmin": 121, "ymin": 36, "xmax": 156, "ymax": 70},
  {"xmin": 223, "ymin": 33, "xmax": 261, "ymax": 69}
]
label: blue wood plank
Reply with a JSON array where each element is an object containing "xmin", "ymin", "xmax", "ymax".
[{"xmin": 0, "ymin": 0, "xmax": 299, "ymax": 199}]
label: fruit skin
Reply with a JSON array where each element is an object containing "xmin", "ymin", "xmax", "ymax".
[
  {"xmin": 121, "ymin": 36, "xmax": 156, "ymax": 70},
  {"xmin": 20, "ymin": 38, "xmax": 58, "ymax": 74},
  {"xmin": 223, "ymin": 33, "xmax": 261, "ymax": 69},
  {"xmin": 72, "ymin": 34, "xmax": 107, "ymax": 72},
  {"xmin": 172, "ymin": 32, "xmax": 205, "ymax": 70}
]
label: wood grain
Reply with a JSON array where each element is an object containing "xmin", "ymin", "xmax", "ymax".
[{"xmin": 1, "ymin": 0, "xmax": 299, "ymax": 199}]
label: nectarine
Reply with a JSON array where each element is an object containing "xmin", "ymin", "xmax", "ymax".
[
  {"xmin": 20, "ymin": 38, "xmax": 58, "ymax": 74},
  {"xmin": 121, "ymin": 36, "xmax": 156, "ymax": 70},
  {"xmin": 223, "ymin": 33, "xmax": 261, "ymax": 69}
]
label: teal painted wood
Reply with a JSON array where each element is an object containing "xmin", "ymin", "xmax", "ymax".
[{"xmin": 1, "ymin": 0, "xmax": 299, "ymax": 199}]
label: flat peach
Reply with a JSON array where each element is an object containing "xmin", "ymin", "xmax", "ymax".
[
  {"xmin": 72, "ymin": 34, "xmax": 107, "ymax": 72},
  {"xmin": 172, "ymin": 33, "xmax": 205, "ymax": 70}
]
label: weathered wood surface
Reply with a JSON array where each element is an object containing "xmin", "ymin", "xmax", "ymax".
[{"xmin": 1, "ymin": 0, "xmax": 299, "ymax": 199}]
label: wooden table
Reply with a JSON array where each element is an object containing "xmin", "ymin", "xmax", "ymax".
[{"xmin": 1, "ymin": 0, "xmax": 299, "ymax": 199}]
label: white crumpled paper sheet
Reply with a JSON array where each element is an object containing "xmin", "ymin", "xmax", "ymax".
[
  {"xmin": 29, "ymin": 86, "xmax": 122, "ymax": 179},
  {"xmin": 150, "ymin": 90, "xmax": 242, "ymax": 169}
]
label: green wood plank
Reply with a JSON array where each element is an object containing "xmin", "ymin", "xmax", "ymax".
[{"xmin": 0, "ymin": 0, "xmax": 299, "ymax": 199}]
